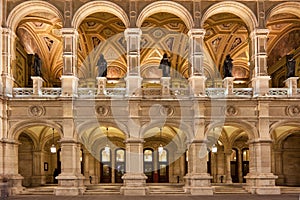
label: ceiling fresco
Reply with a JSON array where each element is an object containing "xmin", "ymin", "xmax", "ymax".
[{"xmin": 15, "ymin": 10, "xmax": 300, "ymax": 87}]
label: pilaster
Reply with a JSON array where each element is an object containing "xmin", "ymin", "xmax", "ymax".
[
  {"xmin": 124, "ymin": 28, "xmax": 142, "ymax": 97},
  {"xmin": 61, "ymin": 28, "xmax": 78, "ymax": 75},
  {"xmin": 121, "ymin": 138, "xmax": 148, "ymax": 196},
  {"xmin": 188, "ymin": 29, "xmax": 206, "ymax": 76}
]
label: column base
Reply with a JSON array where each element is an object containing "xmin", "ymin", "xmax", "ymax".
[
  {"xmin": 252, "ymin": 76, "xmax": 270, "ymax": 97},
  {"xmin": 244, "ymin": 173, "xmax": 281, "ymax": 195},
  {"xmin": 60, "ymin": 75, "xmax": 79, "ymax": 97},
  {"xmin": 184, "ymin": 173, "xmax": 213, "ymax": 195},
  {"xmin": 160, "ymin": 77, "xmax": 171, "ymax": 96},
  {"xmin": 54, "ymin": 174, "xmax": 85, "ymax": 196},
  {"xmin": 284, "ymin": 77, "xmax": 299, "ymax": 97},
  {"xmin": 31, "ymin": 76, "xmax": 44, "ymax": 96},
  {"xmin": 8, "ymin": 174, "xmax": 25, "ymax": 195},
  {"xmin": 120, "ymin": 173, "xmax": 148, "ymax": 196},
  {"xmin": 189, "ymin": 76, "xmax": 206, "ymax": 96},
  {"xmin": 223, "ymin": 77, "xmax": 235, "ymax": 96},
  {"xmin": 96, "ymin": 77, "xmax": 107, "ymax": 95},
  {"xmin": 125, "ymin": 75, "xmax": 142, "ymax": 97}
]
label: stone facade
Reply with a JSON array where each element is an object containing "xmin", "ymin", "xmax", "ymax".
[{"xmin": 0, "ymin": 0, "xmax": 300, "ymax": 196}]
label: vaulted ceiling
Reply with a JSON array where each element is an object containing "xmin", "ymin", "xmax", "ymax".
[{"xmin": 15, "ymin": 10, "xmax": 300, "ymax": 87}]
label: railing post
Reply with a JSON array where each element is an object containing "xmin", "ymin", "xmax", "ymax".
[{"xmin": 284, "ymin": 77, "xmax": 299, "ymax": 97}]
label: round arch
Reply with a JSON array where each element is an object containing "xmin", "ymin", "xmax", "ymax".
[
  {"xmin": 72, "ymin": 1, "xmax": 130, "ymax": 29},
  {"xmin": 76, "ymin": 119, "xmax": 129, "ymax": 138},
  {"xmin": 140, "ymin": 120, "xmax": 193, "ymax": 142},
  {"xmin": 269, "ymin": 120, "xmax": 300, "ymax": 144},
  {"xmin": 267, "ymin": 2, "xmax": 300, "ymax": 20},
  {"xmin": 7, "ymin": 0, "xmax": 63, "ymax": 31},
  {"xmin": 206, "ymin": 120, "xmax": 258, "ymax": 140},
  {"xmin": 201, "ymin": 1, "xmax": 258, "ymax": 32},
  {"xmin": 9, "ymin": 120, "xmax": 63, "ymax": 140},
  {"xmin": 136, "ymin": 1, "xmax": 194, "ymax": 30}
]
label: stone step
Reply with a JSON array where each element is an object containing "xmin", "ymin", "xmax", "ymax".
[
  {"xmin": 213, "ymin": 186, "xmax": 249, "ymax": 194},
  {"xmin": 280, "ymin": 187, "xmax": 300, "ymax": 194}
]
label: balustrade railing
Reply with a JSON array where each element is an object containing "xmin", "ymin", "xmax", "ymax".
[{"xmin": 11, "ymin": 87, "xmax": 298, "ymax": 98}]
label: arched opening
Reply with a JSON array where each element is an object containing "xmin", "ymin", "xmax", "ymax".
[
  {"xmin": 203, "ymin": 13, "xmax": 251, "ymax": 88},
  {"xmin": 17, "ymin": 126, "xmax": 61, "ymax": 187},
  {"xmin": 77, "ymin": 12, "xmax": 126, "ymax": 88},
  {"xmin": 266, "ymin": 5, "xmax": 300, "ymax": 88},
  {"xmin": 12, "ymin": 6, "xmax": 63, "ymax": 87},
  {"xmin": 139, "ymin": 12, "xmax": 190, "ymax": 91},
  {"xmin": 79, "ymin": 125, "xmax": 126, "ymax": 184}
]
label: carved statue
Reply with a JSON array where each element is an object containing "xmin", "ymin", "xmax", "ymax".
[
  {"xmin": 286, "ymin": 54, "xmax": 296, "ymax": 78},
  {"xmin": 223, "ymin": 54, "xmax": 233, "ymax": 78},
  {"xmin": 97, "ymin": 53, "xmax": 107, "ymax": 77},
  {"xmin": 159, "ymin": 53, "xmax": 171, "ymax": 77},
  {"xmin": 33, "ymin": 53, "xmax": 42, "ymax": 76}
]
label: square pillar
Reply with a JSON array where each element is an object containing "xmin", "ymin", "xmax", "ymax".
[
  {"xmin": 60, "ymin": 75, "xmax": 78, "ymax": 97},
  {"xmin": 161, "ymin": 77, "xmax": 171, "ymax": 96},
  {"xmin": 54, "ymin": 140, "xmax": 85, "ymax": 196},
  {"xmin": 252, "ymin": 76, "xmax": 270, "ymax": 97},
  {"xmin": 189, "ymin": 76, "xmax": 206, "ymax": 96},
  {"xmin": 244, "ymin": 140, "xmax": 280, "ymax": 195},
  {"xmin": 121, "ymin": 138, "xmax": 148, "ymax": 195},
  {"xmin": 284, "ymin": 77, "xmax": 299, "ymax": 97},
  {"xmin": 96, "ymin": 77, "xmax": 107, "ymax": 95},
  {"xmin": 184, "ymin": 140, "xmax": 213, "ymax": 195},
  {"xmin": 31, "ymin": 76, "xmax": 44, "ymax": 96},
  {"xmin": 223, "ymin": 77, "xmax": 235, "ymax": 96}
]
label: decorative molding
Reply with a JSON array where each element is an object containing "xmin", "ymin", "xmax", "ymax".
[
  {"xmin": 95, "ymin": 105, "xmax": 109, "ymax": 116},
  {"xmin": 224, "ymin": 105, "xmax": 238, "ymax": 116},
  {"xmin": 28, "ymin": 105, "xmax": 45, "ymax": 117},
  {"xmin": 286, "ymin": 105, "xmax": 300, "ymax": 117},
  {"xmin": 160, "ymin": 105, "xmax": 174, "ymax": 117}
]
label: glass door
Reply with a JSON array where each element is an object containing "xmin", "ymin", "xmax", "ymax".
[
  {"xmin": 230, "ymin": 149, "xmax": 239, "ymax": 183},
  {"xmin": 100, "ymin": 148, "xmax": 112, "ymax": 183},
  {"xmin": 144, "ymin": 149, "xmax": 154, "ymax": 183},
  {"xmin": 242, "ymin": 148, "xmax": 249, "ymax": 183},
  {"xmin": 115, "ymin": 148, "xmax": 125, "ymax": 183},
  {"xmin": 158, "ymin": 149, "xmax": 168, "ymax": 183}
]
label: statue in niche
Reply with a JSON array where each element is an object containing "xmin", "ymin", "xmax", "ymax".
[
  {"xmin": 33, "ymin": 53, "xmax": 42, "ymax": 76},
  {"xmin": 286, "ymin": 54, "xmax": 296, "ymax": 78},
  {"xmin": 159, "ymin": 53, "xmax": 171, "ymax": 77},
  {"xmin": 96, "ymin": 54, "xmax": 107, "ymax": 77},
  {"xmin": 223, "ymin": 54, "xmax": 233, "ymax": 78}
]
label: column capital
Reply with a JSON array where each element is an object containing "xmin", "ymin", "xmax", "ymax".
[
  {"xmin": 250, "ymin": 28, "xmax": 269, "ymax": 37},
  {"xmin": 61, "ymin": 28, "xmax": 79, "ymax": 35},
  {"xmin": 124, "ymin": 138, "xmax": 144, "ymax": 144},
  {"xmin": 124, "ymin": 28, "xmax": 142, "ymax": 37},
  {"xmin": 188, "ymin": 28, "xmax": 206, "ymax": 37}
]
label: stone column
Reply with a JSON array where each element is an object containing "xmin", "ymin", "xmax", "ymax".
[
  {"xmin": 124, "ymin": 28, "xmax": 142, "ymax": 97},
  {"xmin": 121, "ymin": 138, "xmax": 148, "ymax": 195},
  {"xmin": 83, "ymin": 150, "xmax": 90, "ymax": 185},
  {"xmin": 244, "ymin": 139, "xmax": 280, "ymax": 194},
  {"xmin": 1, "ymin": 140, "xmax": 24, "ymax": 195},
  {"xmin": 31, "ymin": 76, "xmax": 44, "ymax": 96},
  {"xmin": 224, "ymin": 150, "xmax": 232, "ymax": 183},
  {"xmin": 250, "ymin": 29, "xmax": 270, "ymax": 96},
  {"xmin": 238, "ymin": 150, "xmax": 243, "ymax": 183},
  {"xmin": 161, "ymin": 77, "xmax": 171, "ymax": 96},
  {"xmin": 284, "ymin": 77, "xmax": 299, "ymax": 97},
  {"xmin": 184, "ymin": 140, "xmax": 213, "ymax": 195},
  {"xmin": 96, "ymin": 77, "xmax": 107, "ymax": 95},
  {"xmin": 1, "ymin": 28, "xmax": 14, "ymax": 96},
  {"xmin": 273, "ymin": 148, "xmax": 284, "ymax": 185},
  {"xmin": 54, "ymin": 140, "xmax": 85, "ymax": 196},
  {"xmin": 188, "ymin": 29, "xmax": 207, "ymax": 96},
  {"xmin": 60, "ymin": 28, "xmax": 79, "ymax": 97}
]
